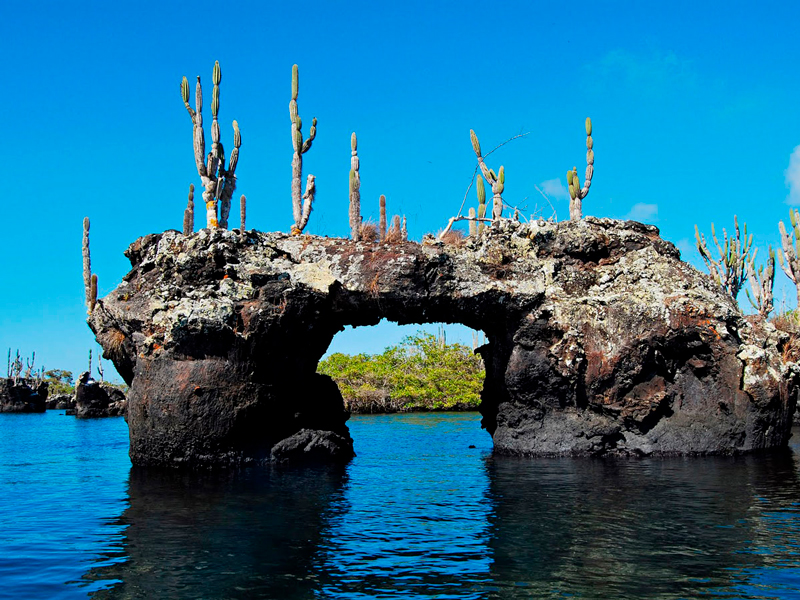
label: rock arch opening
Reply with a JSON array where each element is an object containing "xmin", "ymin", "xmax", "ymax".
[{"xmin": 317, "ymin": 321, "xmax": 487, "ymax": 415}]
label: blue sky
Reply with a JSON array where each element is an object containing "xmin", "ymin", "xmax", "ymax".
[{"xmin": 2, "ymin": 0, "xmax": 800, "ymax": 381}]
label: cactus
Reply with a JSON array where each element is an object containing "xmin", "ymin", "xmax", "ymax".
[
  {"xmin": 97, "ymin": 351, "xmax": 104, "ymax": 382},
  {"xmin": 24, "ymin": 352, "xmax": 35, "ymax": 379},
  {"xmin": 88, "ymin": 349, "xmax": 92, "ymax": 376},
  {"xmin": 349, "ymin": 132, "xmax": 362, "ymax": 240},
  {"xmin": 180, "ymin": 61, "xmax": 241, "ymax": 229},
  {"xmin": 401, "ymin": 216, "xmax": 408, "ymax": 242},
  {"xmin": 777, "ymin": 208, "xmax": 800, "ymax": 307},
  {"xmin": 746, "ymin": 246, "xmax": 775, "ymax": 317},
  {"xmin": 695, "ymin": 215, "xmax": 753, "ymax": 299},
  {"xmin": 567, "ymin": 118, "xmax": 594, "ymax": 220},
  {"xmin": 379, "ymin": 195, "xmax": 387, "ymax": 242},
  {"xmin": 476, "ymin": 178, "xmax": 487, "ymax": 234},
  {"xmin": 289, "ymin": 64, "xmax": 317, "ymax": 235},
  {"xmin": 183, "ymin": 183, "xmax": 195, "ymax": 236},
  {"xmin": 90, "ymin": 274, "xmax": 98, "ymax": 313},
  {"xmin": 468, "ymin": 208, "xmax": 477, "ymax": 237},
  {"xmin": 82, "ymin": 217, "xmax": 91, "ymax": 311},
  {"xmin": 240, "ymin": 194, "xmax": 246, "ymax": 232},
  {"xmin": 470, "ymin": 129, "xmax": 505, "ymax": 220}
]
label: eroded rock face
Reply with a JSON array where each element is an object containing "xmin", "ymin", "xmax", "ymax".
[{"xmin": 88, "ymin": 218, "xmax": 799, "ymax": 467}]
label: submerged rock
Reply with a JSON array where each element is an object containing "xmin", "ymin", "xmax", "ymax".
[
  {"xmin": 0, "ymin": 378, "xmax": 48, "ymax": 413},
  {"xmin": 88, "ymin": 219, "xmax": 799, "ymax": 467}
]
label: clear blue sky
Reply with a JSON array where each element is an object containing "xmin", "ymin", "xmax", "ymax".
[{"xmin": 2, "ymin": 0, "xmax": 800, "ymax": 381}]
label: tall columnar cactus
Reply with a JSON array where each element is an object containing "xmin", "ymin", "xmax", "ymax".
[
  {"xmin": 401, "ymin": 216, "xmax": 408, "ymax": 242},
  {"xmin": 746, "ymin": 246, "xmax": 775, "ymax": 317},
  {"xmin": 82, "ymin": 217, "xmax": 91, "ymax": 311},
  {"xmin": 180, "ymin": 61, "xmax": 242, "ymax": 229},
  {"xmin": 240, "ymin": 195, "xmax": 246, "ymax": 232},
  {"xmin": 289, "ymin": 64, "xmax": 317, "ymax": 235},
  {"xmin": 567, "ymin": 118, "xmax": 594, "ymax": 220},
  {"xmin": 349, "ymin": 132, "xmax": 362, "ymax": 240},
  {"xmin": 777, "ymin": 208, "xmax": 800, "ymax": 306},
  {"xmin": 379, "ymin": 195, "xmax": 387, "ymax": 242},
  {"xmin": 470, "ymin": 130, "xmax": 504, "ymax": 219},
  {"xmin": 695, "ymin": 215, "xmax": 753, "ymax": 299},
  {"xmin": 183, "ymin": 183, "xmax": 195, "ymax": 236},
  {"xmin": 476, "ymin": 177, "xmax": 487, "ymax": 234}
]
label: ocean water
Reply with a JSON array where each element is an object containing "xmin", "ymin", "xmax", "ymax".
[{"xmin": 1, "ymin": 411, "xmax": 800, "ymax": 599}]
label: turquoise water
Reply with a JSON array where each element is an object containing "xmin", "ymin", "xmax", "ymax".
[{"xmin": 1, "ymin": 411, "xmax": 800, "ymax": 598}]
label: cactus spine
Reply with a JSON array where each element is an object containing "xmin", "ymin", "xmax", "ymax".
[
  {"xmin": 349, "ymin": 132, "xmax": 362, "ymax": 240},
  {"xmin": 379, "ymin": 195, "xmax": 387, "ymax": 242},
  {"xmin": 470, "ymin": 130, "xmax": 504, "ymax": 220},
  {"xmin": 777, "ymin": 208, "xmax": 800, "ymax": 306},
  {"xmin": 567, "ymin": 117, "xmax": 594, "ymax": 220},
  {"xmin": 180, "ymin": 61, "xmax": 241, "ymax": 229},
  {"xmin": 183, "ymin": 183, "xmax": 195, "ymax": 235},
  {"xmin": 82, "ymin": 217, "xmax": 91, "ymax": 311},
  {"xmin": 746, "ymin": 246, "xmax": 775, "ymax": 317},
  {"xmin": 695, "ymin": 215, "xmax": 753, "ymax": 299},
  {"xmin": 289, "ymin": 64, "xmax": 317, "ymax": 235}
]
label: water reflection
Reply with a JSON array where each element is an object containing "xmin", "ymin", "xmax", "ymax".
[
  {"xmin": 89, "ymin": 466, "xmax": 347, "ymax": 599},
  {"xmin": 486, "ymin": 448, "xmax": 800, "ymax": 599},
  {"xmin": 83, "ymin": 417, "xmax": 800, "ymax": 600}
]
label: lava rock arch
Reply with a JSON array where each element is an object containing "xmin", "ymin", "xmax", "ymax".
[{"xmin": 89, "ymin": 218, "xmax": 799, "ymax": 467}]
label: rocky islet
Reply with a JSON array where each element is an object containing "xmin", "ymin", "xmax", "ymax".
[{"xmin": 87, "ymin": 218, "xmax": 799, "ymax": 467}]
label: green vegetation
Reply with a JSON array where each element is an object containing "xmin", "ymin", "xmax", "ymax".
[
  {"xmin": 43, "ymin": 369, "xmax": 74, "ymax": 396},
  {"xmin": 318, "ymin": 332, "xmax": 485, "ymax": 413}
]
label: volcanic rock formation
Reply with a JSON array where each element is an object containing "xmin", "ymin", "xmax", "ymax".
[
  {"xmin": 0, "ymin": 378, "xmax": 48, "ymax": 413},
  {"xmin": 88, "ymin": 218, "xmax": 799, "ymax": 467}
]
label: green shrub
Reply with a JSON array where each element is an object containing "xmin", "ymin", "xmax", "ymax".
[{"xmin": 318, "ymin": 332, "xmax": 484, "ymax": 412}]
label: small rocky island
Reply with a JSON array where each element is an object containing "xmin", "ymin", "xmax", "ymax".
[{"xmin": 87, "ymin": 218, "xmax": 799, "ymax": 467}]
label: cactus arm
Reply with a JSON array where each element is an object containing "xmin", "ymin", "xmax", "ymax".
[
  {"xmin": 468, "ymin": 208, "xmax": 477, "ymax": 237},
  {"xmin": 294, "ymin": 174, "xmax": 315, "ymax": 233}
]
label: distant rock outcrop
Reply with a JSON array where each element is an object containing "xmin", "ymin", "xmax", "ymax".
[
  {"xmin": 0, "ymin": 378, "xmax": 48, "ymax": 413},
  {"xmin": 46, "ymin": 393, "xmax": 75, "ymax": 410},
  {"xmin": 88, "ymin": 219, "xmax": 799, "ymax": 467},
  {"xmin": 74, "ymin": 372, "xmax": 127, "ymax": 418}
]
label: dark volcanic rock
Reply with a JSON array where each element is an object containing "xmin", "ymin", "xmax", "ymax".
[
  {"xmin": 88, "ymin": 219, "xmax": 799, "ymax": 467},
  {"xmin": 75, "ymin": 372, "xmax": 127, "ymax": 418},
  {"xmin": 46, "ymin": 393, "xmax": 75, "ymax": 410},
  {"xmin": 0, "ymin": 378, "xmax": 48, "ymax": 413}
]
